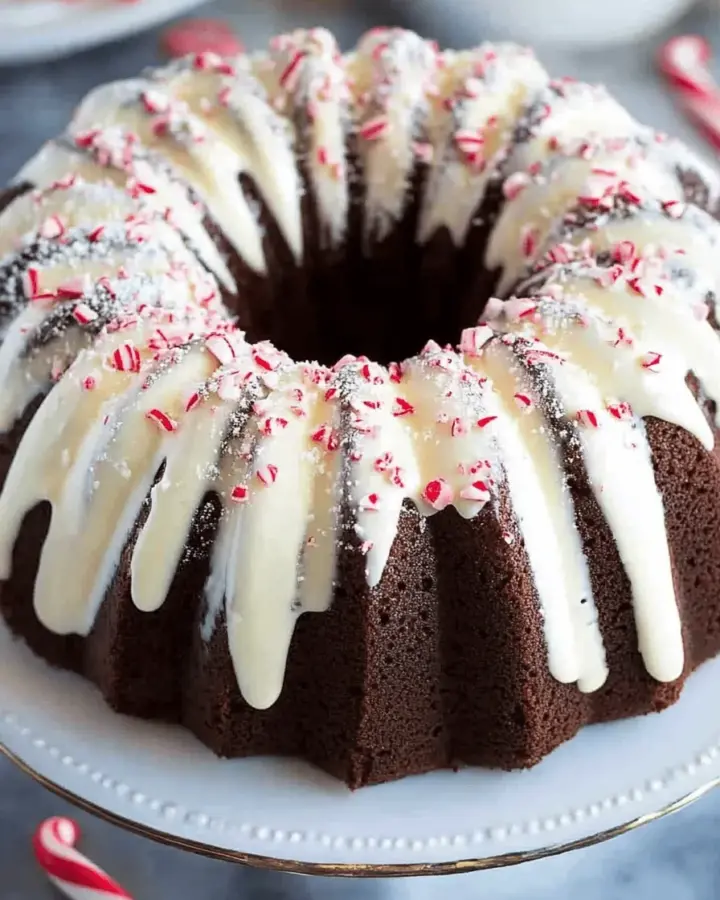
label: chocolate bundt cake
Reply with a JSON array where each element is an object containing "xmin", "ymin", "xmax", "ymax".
[{"xmin": 2, "ymin": 28, "xmax": 720, "ymax": 789}]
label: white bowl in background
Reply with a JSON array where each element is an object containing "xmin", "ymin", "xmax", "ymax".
[
  {"xmin": 0, "ymin": 0, "xmax": 206, "ymax": 65},
  {"xmin": 408, "ymin": 0, "xmax": 698, "ymax": 47}
]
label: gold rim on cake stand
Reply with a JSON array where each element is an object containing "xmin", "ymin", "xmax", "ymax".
[{"xmin": 2, "ymin": 741, "xmax": 718, "ymax": 877}]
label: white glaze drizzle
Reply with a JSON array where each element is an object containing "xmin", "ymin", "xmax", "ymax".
[
  {"xmin": 347, "ymin": 28, "xmax": 438, "ymax": 243},
  {"xmin": 478, "ymin": 338, "xmax": 606, "ymax": 691},
  {"xmin": 418, "ymin": 44, "xmax": 548, "ymax": 245},
  {"xmin": 487, "ymin": 301, "xmax": 694, "ymax": 683},
  {"xmin": 541, "ymin": 347, "xmax": 684, "ymax": 683},
  {"xmin": 16, "ymin": 131, "xmax": 234, "ymax": 290},
  {"xmin": 255, "ymin": 28, "xmax": 350, "ymax": 247}
]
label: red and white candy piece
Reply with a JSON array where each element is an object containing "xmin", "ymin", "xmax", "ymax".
[
  {"xmin": 640, "ymin": 350, "xmax": 663, "ymax": 372},
  {"xmin": 359, "ymin": 491, "xmax": 382, "ymax": 511},
  {"xmin": 146, "ymin": 408, "xmax": 178, "ymax": 433},
  {"xmin": 455, "ymin": 128, "xmax": 485, "ymax": 160},
  {"xmin": 576, "ymin": 408, "xmax": 600, "ymax": 428},
  {"xmin": 520, "ymin": 225, "xmax": 540, "ymax": 259},
  {"xmin": 40, "ymin": 215, "xmax": 67, "ymax": 240},
  {"xmin": 109, "ymin": 341, "xmax": 142, "ymax": 374},
  {"xmin": 513, "ymin": 392, "xmax": 533, "ymax": 411},
  {"xmin": 460, "ymin": 325, "xmax": 493, "ymax": 357},
  {"xmin": 256, "ymin": 463, "xmax": 279, "ymax": 486},
  {"xmin": 160, "ymin": 18, "xmax": 244, "ymax": 60},
  {"xmin": 72, "ymin": 303, "xmax": 98, "ymax": 326},
  {"xmin": 279, "ymin": 50, "xmax": 307, "ymax": 92},
  {"xmin": 392, "ymin": 396, "xmax": 414, "ymax": 417},
  {"xmin": 658, "ymin": 36, "xmax": 720, "ymax": 151},
  {"xmin": 658, "ymin": 35, "xmax": 715, "ymax": 97},
  {"xmin": 503, "ymin": 171, "xmax": 531, "ymax": 201},
  {"xmin": 607, "ymin": 400, "xmax": 633, "ymax": 421},
  {"xmin": 24, "ymin": 267, "xmax": 55, "ymax": 301},
  {"xmin": 205, "ymin": 331, "xmax": 240, "ymax": 366},
  {"xmin": 231, "ymin": 483, "xmax": 249, "ymax": 503},
  {"xmin": 56, "ymin": 277, "xmax": 87, "ymax": 300},
  {"xmin": 459, "ymin": 480, "xmax": 491, "ymax": 505},
  {"xmin": 33, "ymin": 817, "xmax": 133, "ymax": 900},
  {"xmin": 359, "ymin": 115, "xmax": 390, "ymax": 141}
]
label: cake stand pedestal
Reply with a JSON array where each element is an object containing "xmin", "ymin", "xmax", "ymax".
[{"xmin": 1, "ymin": 621, "xmax": 719, "ymax": 876}]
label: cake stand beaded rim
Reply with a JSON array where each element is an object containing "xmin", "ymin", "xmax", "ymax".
[
  {"xmin": 1, "ymin": 737, "xmax": 718, "ymax": 877},
  {"xmin": 3, "ymin": 687, "xmax": 720, "ymax": 860},
  {"xmin": 3, "ymin": 618, "xmax": 720, "ymax": 874}
]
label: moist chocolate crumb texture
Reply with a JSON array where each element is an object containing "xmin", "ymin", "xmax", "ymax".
[{"xmin": 1, "ymin": 29, "xmax": 720, "ymax": 788}]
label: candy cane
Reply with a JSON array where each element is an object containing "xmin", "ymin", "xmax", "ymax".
[
  {"xmin": 658, "ymin": 35, "xmax": 716, "ymax": 97},
  {"xmin": 33, "ymin": 817, "xmax": 133, "ymax": 900},
  {"xmin": 658, "ymin": 35, "xmax": 720, "ymax": 151}
]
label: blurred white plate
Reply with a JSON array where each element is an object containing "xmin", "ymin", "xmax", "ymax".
[
  {"xmin": 0, "ymin": 0, "xmax": 206, "ymax": 65},
  {"xmin": 1, "ymin": 619, "xmax": 720, "ymax": 873},
  {"xmin": 408, "ymin": 0, "xmax": 697, "ymax": 47}
]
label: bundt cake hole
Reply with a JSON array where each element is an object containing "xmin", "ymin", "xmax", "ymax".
[{"xmin": 227, "ymin": 248, "xmax": 492, "ymax": 366}]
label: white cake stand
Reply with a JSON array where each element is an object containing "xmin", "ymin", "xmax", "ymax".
[{"xmin": 1, "ymin": 620, "xmax": 719, "ymax": 876}]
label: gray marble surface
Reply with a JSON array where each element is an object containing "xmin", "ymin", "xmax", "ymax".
[{"xmin": 2, "ymin": 1, "xmax": 720, "ymax": 896}]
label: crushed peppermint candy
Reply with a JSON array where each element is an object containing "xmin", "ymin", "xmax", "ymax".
[
  {"xmin": 662, "ymin": 199, "xmax": 686, "ymax": 219},
  {"xmin": 513, "ymin": 392, "xmax": 533, "ymax": 411},
  {"xmin": 24, "ymin": 268, "xmax": 54, "ymax": 302},
  {"xmin": 185, "ymin": 391, "xmax": 202, "ymax": 412},
  {"xmin": 359, "ymin": 492, "xmax": 381, "ymax": 511},
  {"xmin": 640, "ymin": 351, "xmax": 662, "ymax": 372},
  {"xmin": 612, "ymin": 240, "xmax": 636, "ymax": 264},
  {"xmin": 520, "ymin": 225, "xmax": 540, "ymax": 259},
  {"xmin": 374, "ymin": 452, "xmax": 394, "ymax": 472},
  {"xmin": 388, "ymin": 361, "xmax": 403, "ymax": 383},
  {"xmin": 72, "ymin": 303, "xmax": 99, "ymax": 325},
  {"xmin": 607, "ymin": 401, "xmax": 633, "ymax": 420},
  {"xmin": 279, "ymin": 50, "xmax": 308, "ymax": 92},
  {"xmin": 459, "ymin": 480, "xmax": 491, "ymax": 505},
  {"xmin": 56, "ymin": 278, "xmax": 87, "ymax": 300},
  {"xmin": 260, "ymin": 416, "xmax": 289, "ymax": 436},
  {"xmin": 460, "ymin": 325, "xmax": 493, "ymax": 357},
  {"xmin": 503, "ymin": 171, "xmax": 531, "ymax": 201},
  {"xmin": 503, "ymin": 298, "xmax": 537, "ymax": 322},
  {"xmin": 231, "ymin": 484, "xmax": 249, "ymax": 503},
  {"xmin": 576, "ymin": 408, "xmax": 600, "ymax": 428},
  {"xmin": 423, "ymin": 478, "xmax": 454, "ymax": 511},
  {"xmin": 146, "ymin": 408, "xmax": 178, "ymax": 432},
  {"xmin": 109, "ymin": 341, "xmax": 142, "ymax": 373},
  {"xmin": 392, "ymin": 397, "xmax": 414, "ymax": 417},
  {"xmin": 205, "ymin": 331, "xmax": 240, "ymax": 365},
  {"xmin": 613, "ymin": 327, "xmax": 634, "ymax": 348},
  {"xmin": 39, "ymin": 215, "xmax": 67, "ymax": 240},
  {"xmin": 359, "ymin": 115, "xmax": 390, "ymax": 141},
  {"xmin": 455, "ymin": 128, "xmax": 485, "ymax": 164},
  {"xmin": 256, "ymin": 463, "xmax": 279, "ymax": 486}
]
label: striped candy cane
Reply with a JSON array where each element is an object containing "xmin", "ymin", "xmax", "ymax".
[
  {"xmin": 658, "ymin": 35, "xmax": 720, "ymax": 150},
  {"xmin": 33, "ymin": 817, "xmax": 133, "ymax": 900}
]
